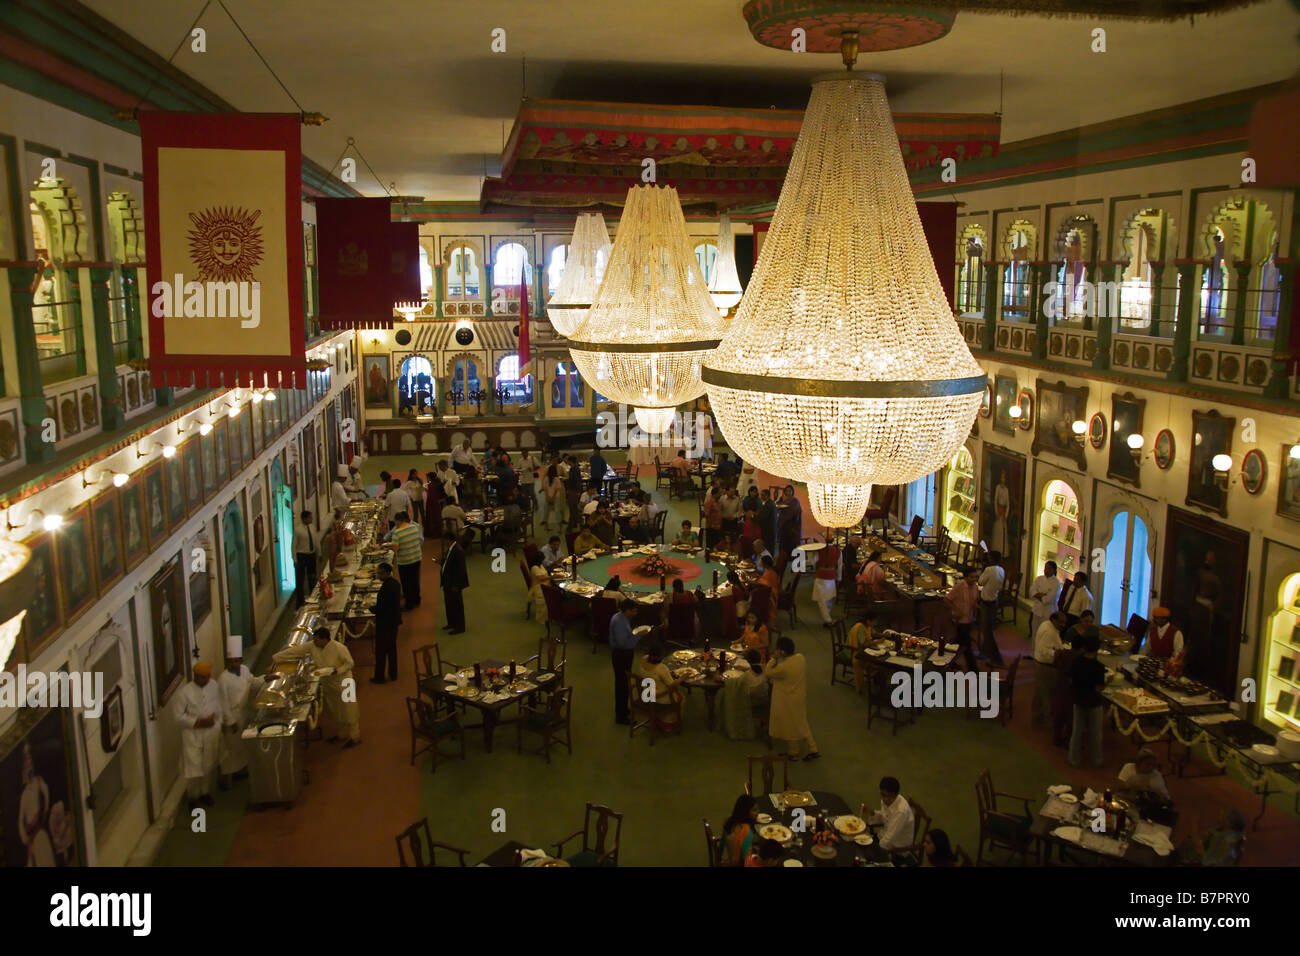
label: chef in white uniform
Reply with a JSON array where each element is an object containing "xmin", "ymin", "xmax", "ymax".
[
  {"xmin": 330, "ymin": 465, "xmax": 351, "ymax": 512},
  {"xmin": 174, "ymin": 661, "xmax": 223, "ymax": 810},
  {"xmin": 272, "ymin": 627, "xmax": 361, "ymax": 747},
  {"xmin": 217, "ymin": 637, "xmax": 264, "ymax": 787},
  {"xmin": 1028, "ymin": 559, "xmax": 1062, "ymax": 641}
]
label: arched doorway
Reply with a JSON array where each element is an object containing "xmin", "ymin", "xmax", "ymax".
[
  {"xmin": 1100, "ymin": 510, "xmax": 1153, "ymax": 629},
  {"xmin": 1035, "ymin": 478, "xmax": 1083, "ymax": 588},
  {"xmin": 398, "ymin": 355, "xmax": 435, "ymax": 415},
  {"xmin": 222, "ymin": 499, "xmax": 253, "ymax": 649},
  {"xmin": 270, "ymin": 459, "xmax": 294, "ymax": 598}
]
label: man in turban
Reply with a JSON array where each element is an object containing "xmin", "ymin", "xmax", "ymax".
[
  {"xmin": 173, "ymin": 661, "xmax": 223, "ymax": 810},
  {"xmin": 1146, "ymin": 607, "xmax": 1185, "ymax": 666}
]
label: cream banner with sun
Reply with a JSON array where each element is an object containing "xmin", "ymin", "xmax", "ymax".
[{"xmin": 141, "ymin": 111, "xmax": 304, "ymax": 388}]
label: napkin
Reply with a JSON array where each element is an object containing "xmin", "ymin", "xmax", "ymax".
[
  {"xmin": 518, "ymin": 848, "xmax": 550, "ymax": 862},
  {"xmin": 442, "ymin": 673, "xmax": 458, "ymax": 682},
  {"xmin": 928, "ymin": 651, "xmax": 955, "ymax": 666},
  {"xmin": 1052, "ymin": 825, "xmax": 1083, "ymax": 843},
  {"xmin": 1132, "ymin": 821, "xmax": 1174, "ymax": 856},
  {"xmin": 1081, "ymin": 788, "xmax": 1102, "ymax": 809},
  {"xmin": 1046, "ymin": 784, "xmax": 1072, "ymax": 796}
]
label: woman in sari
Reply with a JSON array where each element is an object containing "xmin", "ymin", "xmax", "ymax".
[
  {"xmin": 720, "ymin": 794, "xmax": 760, "ymax": 866},
  {"xmin": 741, "ymin": 610, "xmax": 769, "ymax": 663},
  {"xmin": 633, "ymin": 643, "xmax": 683, "ymax": 730},
  {"xmin": 846, "ymin": 611, "xmax": 876, "ymax": 693},
  {"xmin": 727, "ymin": 571, "xmax": 750, "ymax": 621},
  {"xmin": 526, "ymin": 553, "xmax": 550, "ymax": 622}
]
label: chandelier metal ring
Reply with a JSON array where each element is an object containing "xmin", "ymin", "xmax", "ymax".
[
  {"xmin": 702, "ymin": 368, "xmax": 987, "ymax": 399},
  {"xmin": 567, "ymin": 339, "xmax": 722, "ymax": 354}
]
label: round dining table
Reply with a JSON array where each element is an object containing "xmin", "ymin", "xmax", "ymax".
[{"xmin": 743, "ymin": 790, "xmax": 894, "ymax": 867}]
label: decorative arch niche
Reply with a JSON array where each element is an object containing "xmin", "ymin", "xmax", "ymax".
[
  {"xmin": 30, "ymin": 177, "xmax": 89, "ymax": 263},
  {"xmin": 105, "ymin": 189, "xmax": 145, "ymax": 264}
]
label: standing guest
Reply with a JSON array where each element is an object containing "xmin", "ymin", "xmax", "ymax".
[
  {"xmin": 609, "ymin": 599, "xmax": 641, "ymax": 724},
  {"xmin": 720, "ymin": 486, "xmax": 743, "ymax": 535},
  {"xmin": 740, "ymin": 486, "xmax": 761, "ymax": 518},
  {"xmin": 423, "ymin": 470, "xmax": 443, "ymax": 538},
  {"xmin": 776, "ymin": 485, "xmax": 802, "ymax": 554},
  {"xmin": 437, "ymin": 460, "xmax": 461, "ymax": 503},
  {"xmin": 541, "ymin": 534, "xmax": 565, "ymax": 569},
  {"xmin": 516, "ymin": 449, "xmax": 541, "ymax": 509},
  {"xmin": 384, "ymin": 478, "xmax": 411, "ymax": 528},
  {"xmin": 703, "ymin": 486, "xmax": 723, "ymax": 548},
  {"xmin": 856, "ymin": 550, "xmax": 886, "ymax": 596},
  {"xmin": 741, "ymin": 509, "xmax": 762, "ymax": 545},
  {"xmin": 450, "ymin": 439, "xmax": 477, "ymax": 479},
  {"xmin": 1146, "ymin": 607, "xmax": 1185, "ymax": 663},
  {"xmin": 720, "ymin": 795, "xmax": 760, "ymax": 866},
  {"xmin": 944, "ymin": 568, "xmax": 981, "ymax": 672},
  {"xmin": 756, "ymin": 488, "xmax": 776, "ymax": 553},
  {"xmin": 494, "ymin": 457, "xmax": 519, "ymax": 501},
  {"xmin": 383, "ymin": 512, "xmax": 424, "ymax": 610},
  {"xmin": 1031, "ymin": 612, "xmax": 1068, "ymax": 729},
  {"xmin": 293, "ymin": 510, "xmax": 318, "ymax": 608},
  {"xmin": 844, "ymin": 534, "xmax": 866, "ymax": 579},
  {"xmin": 1117, "ymin": 748, "xmax": 1171, "ymax": 800},
  {"xmin": 1068, "ymin": 633, "xmax": 1106, "ymax": 769},
  {"xmin": 404, "ymin": 469, "xmax": 426, "ymax": 524},
  {"xmin": 174, "ymin": 661, "xmax": 222, "ymax": 810},
  {"xmin": 922, "ymin": 829, "xmax": 958, "ymax": 867},
  {"xmin": 541, "ymin": 464, "xmax": 565, "ymax": 530},
  {"xmin": 1063, "ymin": 609, "xmax": 1099, "ymax": 647},
  {"xmin": 1028, "ymin": 560, "xmax": 1062, "ymax": 642},
  {"xmin": 327, "ymin": 509, "xmax": 348, "ymax": 568},
  {"xmin": 1059, "ymin": 570, "xmax": 1094, "ymax": 628},
  {"xmin": 217, "ymin": 649, "xmax": 263, "ymax": 790},
  {"xmin": 740, "ymin": 610, "xmax": 770, "ymax": 662},
  {"xmin": 378, "ymin": 470, "xmax": 392, "ymax": 493},
  {"xmin": 564, "ymin": 454, "xmax": 584, "ymax": 531},
  {"xmin": 587, "ymin": 450, "xmax": 608, "ymax": 491},
  {"xmin": 330, "ymin": 465, "xmax": 351, "ymax": 513},
  {"xmin": 977, "ymin": 550, "xmax": 1006, "ymax": 664},
  {"xmin": 273, "ymin": 628, "xmax": 360, "ymax": 747},
  {"xmin": 863, "ymin": 777, "xmax": 915, "ymax": 853},
  {"xmin": 433, "ymin": 530, "xmax": 471, "ymax": 634},
  {"xmin": 369, "ymin": 563, "xmax": 402, "ymax": 684},
  {"xmin": 766, "ymin": 637, "xmax": 820, "ymax": 761},
  {"xmin": 811, "ymin": 540, "xmax": 841, "ymax": 626},
  {"xmin": 714, "ymin": 452, "xmax": 740, "ymax": 488}
]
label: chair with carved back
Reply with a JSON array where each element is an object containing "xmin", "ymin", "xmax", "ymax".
[
  {"xmin": 974, "ymin": 769, "xmax": 1034, "ymax": 865},
  {"xmin": 543, "ymin": 585, "xmax": 587, "ymax": 641},
  {"xmin": 653, "ymin": 510, "xmax": 668, "ymax": 544},
  {"xmin": 523, "ymin": 635, "xmax": 568, "ymax": 686},
  {"xmin": 654, "ymin": 456, "xmax": 672, "ymax": 491},
  {"xmin": 745, "ymin": 753, "xmax": 791, "ymax": 797},
  {"xmin": 748, "ymin": 584, "xmax": 774, "ymax": 627},
  {"xmin": 1126, "ymin": 612, "xmax": 1149, "ymax": 653},
  {"xmin": 517, "ymin": 686, "xmax": 573, "ymax": 763},
  {"xmin": 590, "ymin": 595, "xmax": 617, "ymax": 654},
  {"xmin": 394, "ymin": 817, "xmax": 470, "ymax": 867},
  {"xmin": 862, "ymin": 486, "xmax": 897, "ymax": 537},
  {"xmin": 719, "ymin": 592, "xmax": 739, "ymax": 644},
  {"xmin": 907, "ymin": 799, "xmax": 932, "ymax": 859},
  {"xmin": 667, "ymin": 600, "xmax": 697, "ymax": 648},
  {"xmin": 702, "ymin": 818, "xmax": 721, "ymax": 867},
  {"xmin": 413, "ymin": 642, "xmax": 460, "ymax": 701},
  {"xmin": 553, "ymin": 803, "xmax": 623, "ymax": 867},
  {"xmin": 519, "ymin": 560, "xmax": 535, "ymax": 619},
  {"xmin": 777, "ymin": 571, "xmax": 802, "ymax": 626},
  {"xmin": 829, "ymin": 619, "xmax": 855, "ymax": 688},
  {"xmin": 405, "ymin": 695, "xmax": 465, "ymax": 771},
  {"xmin": 997, "ymin": 573, "xmax": 1021, "ymax": 623}
]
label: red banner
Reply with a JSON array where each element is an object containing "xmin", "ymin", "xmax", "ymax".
[
  {"xmin": 518, "ymin": 275, "xmax": 531, "ymax": 369},
  {"xmin": 390, "ymin": 221, "xmax": 422, "ymax": 307},
  {"xmin": 317, "ymin": 197, "xmax": 394, "ymax": 329},
  {"xmin": 140, "ymin": 111, "xmax": 305, "ymax": 388},
  {"xmin": 917, "ymin": 200, "xmax": 958, "ymax": 311}
]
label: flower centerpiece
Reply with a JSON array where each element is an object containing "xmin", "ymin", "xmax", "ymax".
[
  {"xmin": 811, "ymin": 823, "xmax": 840, "ymax": 859},
  {"xmin": 483, "ymin": 667, "xmax": 501, "ymax": 688},
  {"xmin": 635, "ymin": 553, "xmax": 679, "ymax": 579}
]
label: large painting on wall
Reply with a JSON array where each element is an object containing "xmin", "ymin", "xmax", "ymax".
[
  {"xmin": 21, "ymin": 533, "xmax": 61, "ymax": 655},
  {"xmin": 149, "ymin": 558, "xmax": 189, "ymax": 708},
  {"xmin": 142, "ymin": 463, "xmax": 168, "ymax": 548},
  {"xmin": 979, "ymin": 443, "xmax": 1026, "ymax": 568},
  {"xmin": 1186, "ymin": 408, "xmax": 1234, "ymax": 517},
  {"xmin": 117, "ymin": 477, "xmax": 147, "ymax": 571},
  {"xmin": 90, "ymin": 492, "xmax": 124, "ymax": 593},
  {"xmin": 1031, "ymin": 378, "xmax": 1089, "ymax": 471},
  {"xmin": 164, "ymin": 451, "xmax": 186, "ymax": 531},
  {"xmin": 1160, "ymin": 506, "xmax": 1248, "ymax": 697},
  {"xmin": 1280, "ymin": 443, "xmax": 1300, "ymax": 522},
  {"xmin": 1107, "ymin": 391, "xmax": 1145, "ymax": 488},
  {"xmin": 992, "ymin": 374, "xmax": 1018, "ymax": 436},
  {"xmin": 364, "ymin": 355, "xmax": 390, "ymax": 408},
  {"xmin": 0, "ymin": 707, "xmax": 80, "ymax": 866},
  {"xmin": 56, "ymin": 506, "xmax": 95, "ymax": 625}
]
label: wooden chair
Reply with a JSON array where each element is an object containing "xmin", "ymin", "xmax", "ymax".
[
  {"xmin": 997, "ymin": 573, "xmax": 1021, "ymax": 624},
  {"xmin": 652, "ymin": 510, "xmax": 668, "ymax": 543},
  {"xmin": 626, "ymin": 672, "xmax": 683, "ymax": 744},
  {"xmin": 413, "ymin": 642, "xmax": 459, "ymax": 700},
  {"xmin": 564, "ymin": 530, "xmax": 579, "ymax": 555},
  {"xmin": 718, "ymin": 592, "xmax": 739, "ymax": 644},
  {"xmin": 667, "ymin": 600, "xmax": 697, "ymax": 648},
  {"xmin": 517, "ymin": 686, "xmax": 573, "ymax": 763},
  {"xmin": 553, "ymin": 803, "xmax": 623, "ymax": 867},
  {"xmin": 965, "ymin": 654, "xmax": 1020, "ymax": 723},
  {"xmin": 865, "ymin": 661, "xmax": 914, "ymax": 734},
  {"xmin": 542, "ymin": 585, "xmax": 587, "ymax": 641},
  {"xmin": 654, "ymin": 456, "xmax": 672, "ymax": 491},
  {"xmin": 777, "ymin": 571, "xmax": 802, "ymax": 626},
  {"xmin": 702, "ymin": 818, "xmax": 721, "ymax": 867},
  {"xmin": 518, "ymin": 560, "xmax": 535, "ymax": 619},
  {"xmin": 394, "ymin": 818, "xmax": 470, "ymax": 867},
  {"xmin": 405, "ymin": 695, "xmax": 466, "ymax": 771},
  {"xmin": 590, "ymin": 595, "xmax": 617, "ymax": 655},
  {"xmin": 523, "ymin": 635, "xmax": 568, "ymax": 686},
  {"xmin": 974, "ymin": 769, "xmax": 1034, "ymax": 865},
  {"xmin": 829, "ymin": 620, "xmax": 856, "ymax": 688},
  {"xmin": 955, "ymin": 845, "xmax": 974, "ymax": 867},
  {"xmin": 748, "ymin": 584, "xmax": 774, "ymax": 627},
  {"xmin": 745, "ymin": 753, "xmax": 790, "ymax": 797},
  {"xmin": 907, "ymin": 799, "xmax": 933, "ymax": 859},
  {"xmin": 933, "ymin": 527, "xmax": 952, "ymax": 566},
  {"xmin": 862, "ymin": 486, "xmax": 897, "ymax": 537}
]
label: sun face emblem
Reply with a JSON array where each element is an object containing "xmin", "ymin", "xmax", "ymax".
[{"xmin": 187, "ymin": 206, "xmax": 264, "ymax": 282}]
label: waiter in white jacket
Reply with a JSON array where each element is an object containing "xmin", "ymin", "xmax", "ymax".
[
  {"xmin": 217, "ymin": 637, "xmax": 264, "ymax": 788},
  {"xmin": 330, "ymin": 465, "xmax": 351, "ymax": 513},
  {"xmin": 174, "ymin": 660, "xmax": 223, "ymax": 810},
  {"xmin": 1028, "ymin": 560, "xmax": 1062, "ymax": 641}
]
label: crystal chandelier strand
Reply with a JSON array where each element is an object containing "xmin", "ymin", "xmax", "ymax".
[
  {"xmin": 808, "ymin": 482, "xmax": 873, "ymax": 528},
  {"xmin": 548, "ymin": 211, "xmax": 611, "ymax": 337},
  {"xmin": 709, "ymin": 212, "xmax": 743, "ymax": 311},
  {"xmin": 633, "ymin": 406, "xmax": 677, "ymax": 435}
]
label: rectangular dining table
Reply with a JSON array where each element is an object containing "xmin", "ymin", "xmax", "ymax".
[
  {"xmin": 1030, "ymin": 788, "xmax": 1175, "ymax": 866},
  {"xmin": 423, "ymin": 659, "xmax": 561, "ymax": 752}
]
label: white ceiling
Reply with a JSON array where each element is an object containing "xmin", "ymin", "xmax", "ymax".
[{"xmin": 83, "ymin": 0, "xmax": 1300, "ymax": 200}]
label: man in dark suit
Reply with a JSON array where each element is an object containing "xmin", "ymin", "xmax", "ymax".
[
  {"xmin": 435, "ymin": 529, "xmax": 471, "ymax": 634},
  {"xmin": 369, "ymin": 562, "xmax": 402, "ymax": 684}
]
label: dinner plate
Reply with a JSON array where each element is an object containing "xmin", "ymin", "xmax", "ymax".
[
  {"xmin": 1059, "ymin": 793, "xmax": 1079, "ymax": 804},
  {"xmin": 759, "ymin": 824, "xmax": 793, "ymax": 842},
  {"xmin": 537, "ymin": 672, "xmax": 555, "ymax": 682},
  {"xmin": 780, "ymin": 791, "xmax": 812, "ymax": 808},
  {"xmin": 674, "ymin": 667, "xmax": 701, "ymax": 679},
  {"xmin": 452, "ymin": 686, "xmax": 481, "ymax": 699},
  {"xmin": 781, "ymin": 859, "xmax": 803, "ymax": 867},
  {"xmin": 1252, "ymin": 744, "xmax": 1281, "ymax": 757},
  {"xmin": 259, "ymin": 723, "xmax": 287, "ymax": 736},
  {"xmin": 854, "ymin": 834, "xmax": 874, "ymax": 846},
  {"xmin": 833, "ymin": 815, "xmax": 867, "ymax": 835},
  {"xmin": 670, "ymin": 649, "xmax": 697, "ymax": 661}
]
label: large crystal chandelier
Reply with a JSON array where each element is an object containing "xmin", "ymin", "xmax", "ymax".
[
  {"xmin": 547, "ymin": 211, "xmax": 611, "ymax": 337},
  {"xmin": 703, "ymin": 67, "xmax": 984, "ymax": 519},
  {"xmin": 568, "ymin": 185, "xmax": 728, "ymax": 434},
  {"xmin": 708, "ymin": 213, "xmax": 743, "ymax": 312}
]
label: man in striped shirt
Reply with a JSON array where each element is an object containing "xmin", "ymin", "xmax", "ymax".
[{"xmin": 384, "ymin": 512, "xmax": 425, "ymax": 611}]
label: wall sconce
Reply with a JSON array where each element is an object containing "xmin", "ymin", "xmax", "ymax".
[
  {"xmin": 1126, "ymin": 432, "xmax": 1144, "ymax": 464},
  {"xmin": 135, "ymin": 440, "xmax": 175, "ymax": 460},
  {"xmin": 227, "ymin": 402, "xmax": 242, "ymax": 419},
  {"xmin": 6, "ymin": 508, "xmax": 62, "ymax": 533},
  {"xmin": 82, "ymin": 468, "xmax": 129, "ymax": 488},
  {"xmin": 263, "ymin": 390, "xmax": 277, "ymax": 402},
  {"xmin": 1071, "ymin": 420, "xmax": 1087, "ymax": 444},
  {"xmin": 251, "ymin": 392, "xmax": 265, "ymax": 404},
  {"xmin": 1008, "ymin": 405, "xmax": 1022, "ymax": 421},
  {"xmin": 1289, "ymin": 444, "xmax": 1300, "ymax": 461},
  {"xmin": 1212, "ymin": 453, "xmax": 1233, "ymax": 488}
]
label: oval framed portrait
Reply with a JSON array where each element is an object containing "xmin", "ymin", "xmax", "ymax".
[
  {"xmin": 980, "ymin": 383, "xmax": 992, "ymax": 419},
  {"xmin": 1016, "ymin": 389, "xmax": 1034, "ymax": 430},
  {"xmin": 1241, "ymin": 448, "xmax": 1267, "ymax": 495},
  {"xmin": 1089, "ymin": 412, "xmax": 1107, "ymax": 449},
  {"xmin": 1154, "ymin": 428, "xmax": 1175, "ymax": 470}
]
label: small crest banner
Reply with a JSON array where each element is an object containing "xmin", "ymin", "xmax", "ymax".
[
  {"xmin": 317, "ymin": 197, "xmax": 394, "ymax": 329},
  {"xmin": 141, "ymin": 111, "xmax": 305, "ymax": 388},
  {"xmin": 390, "ymin": 221, "xmax": 422, "ymax": 308}
]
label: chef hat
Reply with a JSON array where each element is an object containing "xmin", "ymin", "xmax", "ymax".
[
  {"xmin": 226, "ymin": 633, "xmax": 244, "ymax": 658},
  {"xmin": 349, "ymin": 455, "xmax": 364, "ymax": 469},
  {"xmin": 193, "ymin": 661, "xmax": 213, "ymax": 677},
  {"xmin": 337, "ymin": 464, "xmax": 349, "ymax": 478},
  {"xmin": 1153, "ymin": 606, "xmax": 1171, "ymax": 617}
]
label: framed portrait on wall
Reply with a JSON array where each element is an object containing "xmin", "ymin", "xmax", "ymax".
[
  {"xmin": 1186, "ymin": 408, "xmax": 1234, "ymax": 517},
  {"xmin": 55, "ymin": 506, "xmax": 95, "ymax": 625},
  {"xmin": 1031, "ymin": 378, "xmax": 1089, "ymax": 471},
  {"xmin": 251, "ymin": 400, "xmax": 264, "ymax": 457},
  {"xmin": 979, "ymin": 444, "xmax": 1026, "ymax": 568},
  {"xmin": 214, "ymin": 418, "xmax": 230, "ymax": 486},
  {"xmin": 149, "ymin": 558, "xmax": 189, "ymax": 708},
  {"xmin": 189, "ymin": 568, "xmax": 212, "ymax": 630},
  {"xmin": 200, "ymin": 428, "xmax": 216, "ymax": 497},
  {"xmin": 1107, "ymin": 392, "xmax": 1145, "ymax": 488},
  {"xmin": 239, "ymin": 409, "xmax": 254, "ymax": 465},
  {"xmin": 90, "ymin": 492, "xmax": 124, "ymax": 593},
  {"xmin": 364, "ymin": 355, "xmax": 389, "ymax": 408},
  {"xmin": 992, "ymin": 374, "xmax": 1018, "ymax": 435},
  {"xmin": 20, "ymin": 533, "xmax": 61, "ymax": 655},
  {"xmin": 0, "ymin": 706, "xmax": 81, "ymax": 866},
  {"xmin": 99, "ymin": 686, "xmax": 124, "ymax": 753},
  {"xmin": 1278, "ymin": 444, "xmax": 1300, "ymax": 522},
  {"xmin": 142, "ymin": 463, "xmax": 167, "ymax": 547},
  {"xmin": 181, "ymin": 438, "xmax": 203, "ymax": 514},
  {"xmin": 302, "ymin": 422, "xmax": 317, "ymax": 502},
  {"xmin": 117, "ymin": 476, "xmax": 147, "ymax": 571},
  {"xmin": 164, "ymin": 451, "xmax": 185, "ymax": 531}
]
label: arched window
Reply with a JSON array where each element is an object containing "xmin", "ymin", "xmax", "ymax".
[
  {"xmin": 1001, "ymin": 223, "xmax": 1034, "ymax": 321},
  {"xmin": 957, "ymin": 227, "xmax": 986, "ymax": 315},
  {"xmin": 492, "ymin": 241, "xmax": 532, "ymax": 295},
  {"xmin": 451, "ymin": 358, "xmax": 480, "ymax": 398},
  {"xmin": 551, "ymin": 361, "xmax": 584, "ymax": 409},
  {"xmin": 694, "ymin": 242, "xmax": 719, "ymax": 284},
  {"xmin": 418, "ymin": 246, "xmax": 434, "ymax": 301},
  {"xmin": 1057, "ymin": 227, "xmax": 1090, "ymax": 323},
  {"xmin": 497, "ymin": 353, "xmax": 533, "ymax": 405},
  {"xmin": 546, "ymin": 244, "xmax": 568, "ymax": 298},
  {"xmin": 397, "ymin": 355, "xmax": 435, "ymax": 416},
  {"xmin": 446, "ymin": 243, "xmax": 479, "ymax": 300},
  {"xmin": 1255, "ymin": 234, "xmax": 1281, "ymax": 343},
  {"xmin": 1200, "ymin": 226, "xmax": 1228, "ymax": 336}
]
